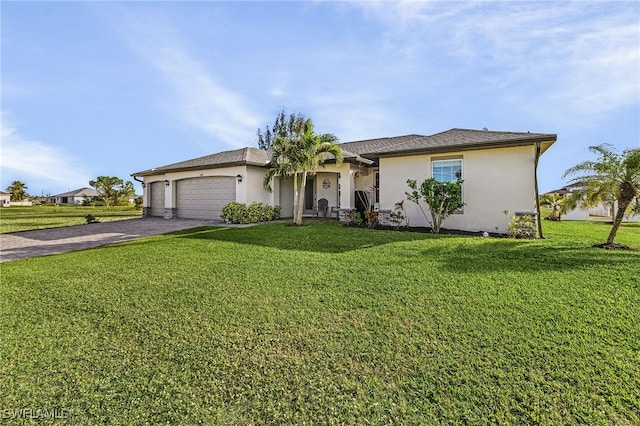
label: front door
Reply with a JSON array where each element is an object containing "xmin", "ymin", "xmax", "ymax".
[{"xmin": 304, "ymin": 178, "xmax": 314, "ymax": 212}]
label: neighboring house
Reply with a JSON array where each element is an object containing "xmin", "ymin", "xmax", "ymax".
[
  {"xmin": 0, "ymin": 191, "xmax": 10, "ymax": 206},
  {"xmin": 544, "ymin": 183, "xmax": 640, "ymax": 222},
  {"xmin": 132, "ymin": 128, "xmax": 557, "ymax": 233},
  {"xmin": 51, "ymin": 187, "xmax": 99, "ymax": 205}
]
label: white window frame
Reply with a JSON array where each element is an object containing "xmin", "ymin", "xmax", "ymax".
[{"xmin": 431, "ymin": 158, "xmax": 463, "ymax": 213}]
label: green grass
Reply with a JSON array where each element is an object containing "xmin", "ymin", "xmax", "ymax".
[
  {"xmin": 0, "ymin": 205, "xmax": 141, "ymax": 233},
  {"xmin": 1, "ymin": 220, "xmax": 639, "ymax": 424}
]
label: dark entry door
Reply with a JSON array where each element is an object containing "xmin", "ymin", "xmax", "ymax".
[{"xmin": 304, "ymin": 178, "xmax": 314, "ymax": 210}]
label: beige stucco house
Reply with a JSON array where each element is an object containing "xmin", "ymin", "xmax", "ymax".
[{"xmin": 132, "ymin": 128, "xmax": 557, "ymax": 233}]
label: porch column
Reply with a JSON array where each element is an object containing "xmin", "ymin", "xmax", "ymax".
[
  {"xmin": 164, "ymin": 179, "xmax": 177, "ymax": 219},
  {"xmin": 339, "ymin": 168, "xmax": 354, "ymax": 209},
  {"xmin": 142, "ymin": 179, "xmax": 151, "ymax": 217}
]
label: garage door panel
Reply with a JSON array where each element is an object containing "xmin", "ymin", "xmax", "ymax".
[
  {"xmin": 149, "ymin": 182, "xmax": 165, "ymax": 217},
  {"xmin": 176, "ymin": 177, "xmax": 236, "ymax": 220}
]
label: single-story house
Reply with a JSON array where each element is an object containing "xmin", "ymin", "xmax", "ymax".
[
  {"xmin": 51, "ymin": 187, "xmax": 99, "ymax": 205},
  {"xmin": 132, "ymin": 128, "xmax": 557, "ymax": 233},
  {"xmin": 0, "ymin": 191, "xmax": 10, "ymax": 206}
]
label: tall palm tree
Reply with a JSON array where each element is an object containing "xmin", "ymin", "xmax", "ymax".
[
  {"xmin": 264, "ymin": 118, "xmax": 342, "ymax": 225},
  {"xmin": 563, "ymin": 144, "xmax": 640, "ymax": 246}
]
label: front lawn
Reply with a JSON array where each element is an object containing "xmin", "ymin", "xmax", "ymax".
[
  {"xmin": 0, "ymin": 205, "xmax": 141, "ymax": 233},
  {"xmin": 1, "ymin": 221, "xmax": 638, "ymax": 424}
]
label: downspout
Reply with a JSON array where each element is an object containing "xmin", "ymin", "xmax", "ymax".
[
  {"xmin": 534, "ymin": 141, "xmax": 544, "ymax": 239},
  {"xmin": 133, "ymin": 175, "xmax": 145, "ymax": 187},
  {"xmin": 132, "ymin": 175, "xmax": 146, "ymax": 216}
]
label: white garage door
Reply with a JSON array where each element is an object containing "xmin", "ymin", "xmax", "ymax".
[
  {"xmin": 149, "ymin": 182, "xmax": 165, "ymax": 217},
  {"xmin": 176, "ymin": 177, "xmax": 236, "ymax": 220}
]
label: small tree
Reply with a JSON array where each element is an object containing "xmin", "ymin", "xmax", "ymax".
[
  {"xmin": 405, "ymin": 178, "xmax": 464, "ymax": 233},
  {"xmin": 540, "ymin": 192, "xmax": 579, "ymax": 221},
  {"xmin": 89, "ymin": 176, "xmax": 135, "ymax": 208},
  {"xmin": 6, "ymin": 180, "xmax": 28, "ymax": 201}
]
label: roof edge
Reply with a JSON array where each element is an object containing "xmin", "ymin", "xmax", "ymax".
[{"xmin": 374, "ymin": 135, "xmax": 557, "ymax": 158}]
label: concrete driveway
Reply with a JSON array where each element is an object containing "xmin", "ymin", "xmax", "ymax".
[{"xmin": 0, "ymin": 218, "xmax": 223, "ymax": 263}]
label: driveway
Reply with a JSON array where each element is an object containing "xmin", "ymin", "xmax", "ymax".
[{"xmin": 0, "ymin": 218, "xmax": 223, "ymax": 263}]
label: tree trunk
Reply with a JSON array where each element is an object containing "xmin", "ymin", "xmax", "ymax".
[
  {"xmin": 607, "ymin": 195, "xmax": 633, "ymax": 245},
  {"xmin": 296, "ymin": 172, "xmax": 308, "ymax": 225},
  {"xmin": 292, "ymin": 174, "xmax": 300, "ymax": 224}
]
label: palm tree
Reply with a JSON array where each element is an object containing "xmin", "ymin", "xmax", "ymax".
[
  {"xmin": 263, "ymin": 118, "xmax": 342, "ymax": 225},
  {"xmin": 563, "ymin": 144, "xmax": 640, "ymax": 246},
  {"xmin": 540, "ymin": 192, "xmax": 579, "ymax": 221},
  {"xmin": 6, "ymin": 180, "xmax": 28, "ymax": 201}
]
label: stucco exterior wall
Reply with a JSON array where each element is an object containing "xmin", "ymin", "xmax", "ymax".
[
  {"xmin": 379, "ymin": 145, "xmax": 538, "ymax": 233},
  {"xmin": 315, "ymin": 172, "xmax": 339, "ymax": 211},
  {"xmin": 244, "ymin": 166, "xmax": 273, "ymax": 205}
]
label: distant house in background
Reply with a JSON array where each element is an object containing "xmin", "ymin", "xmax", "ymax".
[
  {"xmin": 51, "ymin": 187, "xmax": 99, "ymax": 205},
  {"xmin": 0, "ymin": 191, "xmax": 10, "ymax": 206},
  {"xmin": 544, "ymin": 183, "xmax": 639, "ymax": 222}
]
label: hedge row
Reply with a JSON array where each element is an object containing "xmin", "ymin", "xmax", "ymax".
[{"xmin": 221, "ymin": 202, "xmax": 281, "ymax": 224}]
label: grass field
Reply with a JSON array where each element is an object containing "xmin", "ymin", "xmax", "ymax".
[
  {"xmin": 0, "ymin": 205, "xmax": 141, "ymax": 233},
  {"xmin": 1, "ymin": 220, "xmax": 639, "ymax": 424}
]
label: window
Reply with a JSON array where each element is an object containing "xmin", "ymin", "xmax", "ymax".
[
  {"xmin": 432, "ymin": 158, "xmax": 463, "ymax": 213},
  {"xmin": 432, "ymin": 159, "xmax": 462, "ymax": 183}
]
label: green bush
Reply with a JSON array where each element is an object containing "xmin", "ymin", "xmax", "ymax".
[
  {"xmin": 221, "ymin": 202, "xmax": 281, "ymax": 224},
  {"xmin": 85, "ymin": 214, "xmax": 99, "ymax": 224},
  {"xmin": 509, "ymin": 214, "xmax": 536, "ymax": 239}
]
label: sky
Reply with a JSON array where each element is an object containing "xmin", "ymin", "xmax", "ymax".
[{"xmin": 1, "ymin": 1, "xmax": 639, "ymax": 196}]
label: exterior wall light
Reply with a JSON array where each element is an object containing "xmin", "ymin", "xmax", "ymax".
[
  {"xmin": 236, "ymin": 174, "xmax": 243, "ymax": 183},
  {"xmin": 164, "ymin": 180, "xmax": 170, "ymax": 187}
]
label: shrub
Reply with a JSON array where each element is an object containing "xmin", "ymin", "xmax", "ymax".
[
  {"xmin": 85, "ymin": 214, "xmax": 99, "ymax": 224},
  {"xmin": 509, "ymin": 214, "xmax": 536, "ymax": 239},
  {"xmin": 221, "ymin": 202, "xmax": 281, "ymax": 224},
  {"xmin": 405, "ymin": 178, "xmax": 464, "ymax": 233},
  {"xmin": 364, "ymin": 210, "xmax": 379, "ymax": 228}
]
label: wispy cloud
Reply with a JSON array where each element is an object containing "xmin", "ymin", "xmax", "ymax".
[
  {"xmin": 354, "ymin": 1, "xmax": 640, "ymax": 119},
  {"xmin": 114, "ymin": 9, "xmax": 262, "ymax": 148},
  {"xmin": 0, "ymin": 114, "xmax": 92, "ymax": 194}
]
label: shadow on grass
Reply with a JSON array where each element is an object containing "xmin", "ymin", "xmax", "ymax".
[
  {"xmin": 409, "ymin": 239, "xmax": 639, "ymax": 274},
  {"xmin": 170, "ymin": 221, "xmax": 438, "ymax": 254},
  {"xmin": 169, "ymin": 222, "xmax": 639, "ymax": 273}
]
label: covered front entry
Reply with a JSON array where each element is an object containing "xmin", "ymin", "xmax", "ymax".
[
  {"xmin": 176, "ymin": 177, "xmax": 236, "ymax": 220},
  {"xmin": 149, "ymin": 182, "xmax": 165, "ymax": 217}
]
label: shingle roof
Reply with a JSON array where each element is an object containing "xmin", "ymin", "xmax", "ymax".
[
  {"xmin": 53, "ymin": 187, "xmax": 99, "ymax": 197},
  {"xmin": 369, "ymin": 129, "xmax": 557, "ymax": 157},
  {"xmin": 133, "ymin": 147, "xmax": 271, "ymax": 176},
  {"xmin": 339, "ymin": 134, "xmax": 426, "ymax": 156},
  {"xmin": 132, "ymin": 128, "xmax": 556, "ymax": 176}
]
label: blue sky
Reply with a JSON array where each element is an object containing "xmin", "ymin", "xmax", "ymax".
[{"xmin": 2, "ymin": 1, "xmax": 639, "ymax": 196}]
